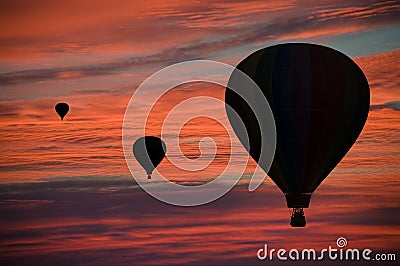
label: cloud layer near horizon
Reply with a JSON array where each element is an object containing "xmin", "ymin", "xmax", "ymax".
[{"xmin": 0, "ymin": 178, "xmax": 399, "ymax": 265}]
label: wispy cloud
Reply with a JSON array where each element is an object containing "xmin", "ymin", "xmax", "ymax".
[
  {"xmin": 1, "ymin": 0, "xmax": 399, "ymax": 85},
  {"xmin": 310, "ymin": 0, "xmax": 400, "ymax": 21},
  {"xmin": 355, "ymin": 49, "xmax": 400, "ymax": 104},
  {"xmin": 371, "ymin": 101, "xmax": 400, "ymax": 111}
]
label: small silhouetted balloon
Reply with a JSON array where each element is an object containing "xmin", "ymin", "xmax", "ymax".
[
  {"xmin": 55, "ymin": 102, "xmax": 69, "ymax": 121},
  {"xmin": 133, "ymin": 136, "xmax": 166, "ymax": 179}
]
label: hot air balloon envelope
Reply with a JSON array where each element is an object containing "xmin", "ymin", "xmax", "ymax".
[
  {"xmin": 225, "ymin": 43, "xmax": 369, "ymax": 226},
  {"xmin": 55, "ymin": 102, "xmax": 69, "ymax": 121},
  {"xmin": 133, "ymin": 136, "xmax": 166, "ymax": 179}
]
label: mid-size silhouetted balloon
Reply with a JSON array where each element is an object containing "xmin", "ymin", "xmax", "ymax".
[
  {"xmin": 133, "ymin": 136, "xmax": 166, "ymax": 179},
  {"xmin": 225, "ymin": 43, "xmax": 370, "ymax": 227},
  {"xmin": 55, "ymin": 102, "xmax": 69, "ymax": 121}
]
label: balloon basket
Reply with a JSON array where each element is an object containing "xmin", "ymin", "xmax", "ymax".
[{"xmin": 290, "ymin": 208, "xmax": 306, "ymax": 227}]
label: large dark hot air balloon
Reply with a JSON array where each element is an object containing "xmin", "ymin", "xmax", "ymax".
[
  {"xmin": 133, "ymin": 136, "xmax": 166, "ymax": 179},
  {"xmin": 55, "ymin": 102, "xmax": 69, "ymax": 121},
  {"xmin": 225, "ymin": 43, "xmax": 370, "ymax": 227}
]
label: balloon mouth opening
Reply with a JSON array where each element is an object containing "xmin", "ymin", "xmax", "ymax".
[
  {"xmin": 290, "ymin": 208, "xmax": 306, "ymax": 227},
  {"xmin": 285, "ymin": 193, "xmax": 312, "ymax": 208}
]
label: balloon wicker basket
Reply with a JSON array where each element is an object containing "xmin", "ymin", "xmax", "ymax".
[{"xmin": 290, "ymin": 208, "xmax": 306, "ymax": 227}]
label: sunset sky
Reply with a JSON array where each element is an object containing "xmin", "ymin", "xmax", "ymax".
[{"xmin": 0, "ymin": 0, "xmax": 399, "ymax": 265}]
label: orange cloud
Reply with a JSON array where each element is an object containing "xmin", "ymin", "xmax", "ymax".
[
  {"xmin": 355, "ymin": 49, "xmax": 400, "ymax": 104},
  {"xmin": 277, "ymin": 24, "xmax": 367, "ymax": 40}
]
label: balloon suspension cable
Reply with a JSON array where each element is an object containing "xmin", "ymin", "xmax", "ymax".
[{"xmin": 291, "ymin": 208, "xmax": 304, "ymax": 216}]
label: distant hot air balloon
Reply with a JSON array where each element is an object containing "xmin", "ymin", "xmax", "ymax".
[
  {"xmin": 133, "ymin": 136, "xmax": 166, "ymax": 179},
  {"xmin": 55, "ymin": 102, "xmax": 69, "ymax": 121},
  {"xmin": 225, "ymin": 43, "xmax": 370, "ymax": 227}
]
